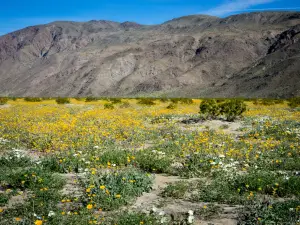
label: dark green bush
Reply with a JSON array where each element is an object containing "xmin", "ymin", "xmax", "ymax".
[
  {"xmin": 0, "ymin": 97, "xmax": 8, "ymax": 105},
  {"xmin": 180, "ymin": 98, "xmax": 194, "ymax": 104},
  {"xmin": 260, "ymin": 99, "xmax": 275, "ymax": 106},
  {"xmin": 137, "ymin": 98, "xmax": 156, "ymax": 106},
  {"xmin": 159, "ymin": 98, "xmax": 169, "ymax": 103},
  {"xmin": 104, "ymin": 103, "xmax": 115, "ymax": 109},
  {"xmin": 24, "ymin": 97, "xmax": 42, "ymax": 102},
  {"xmin": 288, "ymin": 97, "xmax": 300, "ymax": 108},
  {"xmin": 55, "ymin": 97, "xmax": 70, "ymax": 104},
  {"xmin": 166, "ymin": 103, "xmax": 177, "ymax": 109},
  {"xmin": 220, "ymin": 99, "xmax": 247, "ymax": 121},
  {"xmin": 170, "ymin": 98, "xmax": 180, "ymax": 104},
  {"xmin": 109, "ymin": 98, "xmax": 122, "ymax": 104},
  {"xmin": 119, "ymin": 101, "xmax": 131, "ymax": 108},
  {"xmin": 199, "ymin": 99, "xmax": 246, "ymax": 121},
  {"xmin": 85, "ymin": 96, "xmax": 98, "ymax": 102},
  {"xmin": 199, "ymin": 99, "xmax": 220, "ymax": 119}
]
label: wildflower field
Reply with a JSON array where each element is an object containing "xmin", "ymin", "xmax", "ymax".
[{"xmin": 0, "ymin": 98, "xmax": 299, "ymax": 225}]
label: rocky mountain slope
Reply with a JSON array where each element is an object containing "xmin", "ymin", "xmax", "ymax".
[{"xmin": 0, "ymin": 12, "xmax": 299, "ymax": 97}]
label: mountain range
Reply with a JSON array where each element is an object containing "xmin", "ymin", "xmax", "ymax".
[{"xmin": 0, "ymin": 11, "xmax": 300, "ymax": 98}]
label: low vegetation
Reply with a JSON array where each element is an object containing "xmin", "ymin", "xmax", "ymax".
[{"xmin": 0, "ymin": 97, "xmax": 299, "ymax": 224}]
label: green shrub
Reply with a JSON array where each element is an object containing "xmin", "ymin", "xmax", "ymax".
[
  {"xmin": 82, "ymin": 169, "xmax": 153, "ymax": 210},
  {"xmin": 135, "ymin": 150, "xmax": 173, "ymax": 173},
  {"xmin": 41, "ymin": 97, "xmax": 53, "ymax": 100},
  {"xmin": 85, "ymin": 96, "xmax": 98, "ymax": 102},
  {"xmin": 55, "ymin": 97, "xmax": 70, "ymax": 104},
  {"xmin": 166, "ymin": 103, "xmax": 177, "ymax": 109},
  {"xmin": 288, "ymin": 97, "xmax": 300, "ymax": 108},
  {"xmin": 180, "ymin": 98, "xmax": 194, "ymax": 104},
  {"xmin": 219, "ymin": 99, "xmax": 247, "ymax": 121},
  {"xmin": 137, "ymin": 98, "xmax": 156, "ymax": 106},
  {"xmin": 161, "ymin": 181, "xmax": 189, "ymax": 198},
  {"xmin": 170, "ymin": 98, "xmax": 180, "ymax": 104},
  {"xmin": 9, "ymin": 97, "xmax": 18, "ymax": 101},
  {"xmin": 104, "ymin": 103, "xmax": 115, "ymax": 109},
  {"xmin": 24, "ymin": 97, "xmax": 42, "ymax": 102},
  {"xmin": 239, "ymin": 199, "xmax": 300, "ymax": 224},
  {"xmin": 110, "ymin": 211, "xmax": 160, "ymax": 225},
  {"xmin": 119, "ymin": 101, "xmax": 131, "ymax": 108},
  {"xmin": 0, "ymin": 97, "xmax": 8, "ymax": 105},
  {"xmin": 199, "ymin": 99, "xmax": 220, "ymax": 119},
  {"xmin": 260, "ymin": 99, "xmax": 275, "ymax": 106},
  {"xmin": 109, "ymin": 98, "xmax": 122, "ymax": 104},
  {"xmin": 159, "ymin": 98, "xmax": 169, "ymax": 103}
]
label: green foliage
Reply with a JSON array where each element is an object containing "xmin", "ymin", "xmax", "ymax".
[
  {"xmin": 161, "ymin": 181, "xmax": 189, "ymax": 198},
  {"xmin": 288, "ymin": 97, "xmax": 300, "ymax": 108},
  {"xmin": 24, "ymin": 97, "xmax": 42, "ymax": 102},
  {"xmin": 0, "ymin": 97, "xmax": 8, "ymax": 105},
  {"xmin": 199, "ymin": 99, "xmax": 246, "ymax": 121},
  {"xmin": 83, "ymin": 169, "xmax": 153, "ymax": 210},
  {"xmin": 260, "ymin": 99, "xmax": 276, "ymax": 106},
  {"xmin": 219, "ymin": 99, "xmax": 247, "ymax": 121},
  {"xmin": 10, "ymin": 97, "xmax": 18, "ymax": 101},
  {"xmin": 199, "ymin": 99, "xmax": 220, "ymax": 119},
  {"xmin": 239, "ymin": 199, "xmax": 300, "ymax": 224},
  {"xmin": 166, "ymin": 103, "xmax": 177, "ymax": 109},
  {"xmin": 159, "ymin": 98, "xmax": 169, "ymax": 103},
  {"xmin": 137, "ymin": 98, "xmax": 156, "ymax": 106},
  {"xmin": 85, "ymin": 96, "xmax": 98, "ymax": 102},
  {"xmin": 0, "ymin": 152, "xmax": 32, "ymax": 168},
  {"xmin": 170, "ymin": 98, "xmax": 180, "ymax": 104},
  {"xmin": 55, "ymin": 97, "xmax": 70, "ymax": 104},
  {"xmin": 41, "ymin": 97, "xmax": 53, "ymax": 100},
  {"xmin": 119, "ymin": 101, "xmax": 131, "ymax": 108},
  {"xmin": 0, "ymin": 193, "xmax": 10, "ymax": 206},
  {"xmin": 180, "ymin": 98, "xmax": 194, "ymax": 104},
  {"xmin": 104, "ymin": 103, "xmax": 115, "ymax": 109},
  {"xmin": 110, "ymin": 211, "xmax": 160, "ymax": 225},
  {"xmin": 109, "ymin": 98, "xmax": 122, "ymax": 104},
  {"xmin": 135, "ymin": 149, "xmax": 173, "ymax": 173}
]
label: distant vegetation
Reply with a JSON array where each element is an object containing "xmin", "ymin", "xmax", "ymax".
[
  {"xmin": 200, "ymin": 99, "xmax": 247, "ymax": 121},
  {"xmin": 0, "ymin": 97, "xmax": 8, "ymax": 105},
  {"xmin": 24, "ymin": 97, "xmax": 42, "ymax": 102},
  {"xmin": 55, "ymin": 97, "xmax": 70, "ymax": 104}
]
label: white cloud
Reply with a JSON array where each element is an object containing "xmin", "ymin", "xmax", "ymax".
[{"xmin": 201, "ymin": 0, "xmax": 277, "ymax": 16}]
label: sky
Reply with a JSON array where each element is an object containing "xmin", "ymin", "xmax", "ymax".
[{"xmin": 1, "ymin": 0, "xmax": 300, "ymax": 35}]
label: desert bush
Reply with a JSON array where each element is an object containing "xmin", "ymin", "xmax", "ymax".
[
  {"xmin": 137, "ymin": 98, "xmax": 156, "ymax": 105},
  {"xmin": 199, "ymin": 99, "xmax": 246, "ymax": 121},
  {"xmin": 260, "ymin": 99, "xmax": 275, "ymax": 106},
  {"xmin": 180, "ymin": 98, "xmax": 194, "ymax": 104},
  {"xmin": 85, "ymin": 96, "xmax": 98, "ymax": 102},
  {"xmin": 119, "ymin": 101, "xmax": 131, "ymax": 108},
  {"xmin": 24, "ymin": 97, "xmax": 42, "ymax": 102},
  {"xmin": 109, "ymin": 98, "xmax": 122, "ymax": 104},
  {"xmin": 0, "ymin": 97, "xmax": 8, "ymax": 105},
  {"xmin": 239, "ymin": 199, "xmax": 300, "ymax": 225},
  {"xmin": 159, "ymin": 98, "xmax": 169, "ymax": 102},
  {"xmin": 288, "ymin": 97, "xmax": 300, "ymax": 108},
  {"xmin": 170, "ymin": 98, "xmax": 180, "ymax": 104},
  {"xmin": 219, "ymin": 99, "xmax": 247, "ymax": 121},
  {"xmin": 216, "ymin": 98, "xmax": 225, "ymax": 103},
  {"xmin": 41, "ymin": 97, "xmax": 53, "ymax": 100},
  {"xmin": 104, "ymin": 103, "xmax": 115, "ymax": 109},
  {"xmin": 9, "ymin": 97, "xmax": 18, "ymax": 101},
  {"xmin": 55, "ymin": 97, "xmax": 70, "ymax": 104},
  {"xmin": 166, "ymin": 103, "xmax": 177, "ymax": 109},
  {"xmin": 199, "ymin": 99, "xmax": 220, "ymax": 119},
  {"xmin": 82, "ymin": 169, "xmax": 153, "ymax": 210},
  {"xmin": 273, "ymin": 99, "xmax": 284, "ymax": 104}
]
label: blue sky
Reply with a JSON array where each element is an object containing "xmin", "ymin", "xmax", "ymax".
[{"xmin": 1, "ymin": 0, "xmax": 300, "ymax": 35}]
